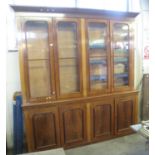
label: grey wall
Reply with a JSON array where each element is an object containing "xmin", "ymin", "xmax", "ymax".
[{"xmin": 6, "ymin": 6, "xmax": 21, "ymax": 148}]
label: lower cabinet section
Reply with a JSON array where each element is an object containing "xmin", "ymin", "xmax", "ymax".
[
  {"xmin": 59, "ymin": 103, "xmax": 87, "ymax": 147},
  {"xmin": 115, "ymin": 95, "xmax": 137, "ymax": 135},
  {"xmin": 90, "ymin": 99, "xmax": 114, "ymax": 141},
  {"xmin": 24, "ymin": 106, "xmax": 60, "ymax": 152},
  {"xmin": 24, "ymin": 92, "xmax": 138, "ymax": 152}
]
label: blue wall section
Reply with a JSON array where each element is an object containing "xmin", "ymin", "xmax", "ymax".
[{"xmin": 13, "ymin": 95, "xmax": 23, "ymax": 155}]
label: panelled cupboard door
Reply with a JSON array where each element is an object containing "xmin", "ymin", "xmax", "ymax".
[
  {"xmin": 22, "ymin": 18, "xmax": 56, "ymax": 103},
  {"xmin": 59, "ymin": 103, "xmax": 87, "ymax": 147},
  {"xmin": 53, "ymin": 18, "xmax": 83, "ymax": 99},
  {"xmin": 85, "ymin": 19, "xmax": 111, "ymax": 95},
  {"xmin": 90, "ymin": 99, "xmax": 114, "ymax": 141},
  {"xmin": 115, "ymin": 95, "xmax": 136, "ymax": 135},
  {"xmin": 24, "ymin": 106, "xmax": 60, "ymax": 151},
  {"xmin": 110, "ymin": 21, "xmax": 134, "ymax": 92}
]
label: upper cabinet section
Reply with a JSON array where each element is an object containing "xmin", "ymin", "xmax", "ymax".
[
  {"xmin": 85, "ymin": 20, "xmax": 110, "ymax": 95},
  {"xmin": 54, "ymin": 18, "xmax": 83, "ymax": 99},
  {"xmin": 16, "ymin": 8, "xmax": 137, "ymax": 104}
]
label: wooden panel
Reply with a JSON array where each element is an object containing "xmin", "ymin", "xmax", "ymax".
[
  {"xmin": 91, "ymin": 99, "xmax": 114, "ymax": 141},
  {"xmin": 117, "ymin": 101, "xmax": 133, "ymax": 130},
  {"xmin": 59, "ymin": 103, "xmax": 87, "ymax": 147},
  {"xmin": 115, "ymin": 95, "xmax": 135, "ymax": 135},
  {"xmin": 33, "ymin": 112, "xmax": 57, "ymax": 150},
  {"xmin": 142, "ymin": 74, "xmax": 149, "ymax": 120},
  {"xmin": 94, "ymin": 105, "xmax": 111, "ymax": 136},
  {"xmin": 63, "ymin": 109, "xmax": 83, "ymax": 142},
  {"xmin": 24, "ymin": 106, "xmax": 60, "ymax": 152}
]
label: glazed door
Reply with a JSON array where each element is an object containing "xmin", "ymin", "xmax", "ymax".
[
  {"xmin": 59, "ymin": 103, "xmax": 87, "ymax": 147},
  {"xmin": 54, "ymin": 18, "xmax": 83, "ymax": 99},
  {"xmin": 110, "ymin": 21, "xmax": 134, "ymax": 92},
  {"xmin": 23, "ymin": 18, "xmax": 56, "ymax": 102},
  {"xmin": 86, "ymin": 19, "xmax": 110, "ymax": 95},
  {"xmin": 24, "ymin": 106, "xmax": 60, "ymax": 151},
  {"xmin": 90, "ymin": 99, "xmax": 114, "ymax": 142},
  {"xmin": 115, "ymin": 95, "xmax": 136, "ymax": 135}
]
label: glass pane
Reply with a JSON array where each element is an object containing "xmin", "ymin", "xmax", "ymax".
[
  {"xmin": 57, "ymin": 22, "xmax": 77, "ymax": 58},
  {"xmin": 28, "ymin": 60, "xmax": 51, "ymax": 97},
  {"xmin": 88, "ymin": 23, "xmax": 107, "ymax": 50},
  {"xmin": 90, "ymin": 58, "xmax": 107, "ymax": 90},
  {"xmin": 57, "ymin": 21, "xmax": 80, "ymax": 94},
  {"xmin": 114, "ymin": 61, "xmax": 129, "ymax": 87},
  {"xmin": 87, "ymin": 22, "xmax": 108, "ymax": 90},
  {"xmin": 25, "ymin": 21, "xmax": 49, "ymax": 60},
  {"xmin": 113, "ymin": 23, "xmax": 129, "ymax": 56},
  {"xmin": 113, "ymin": 23, "xmax": 129, "ymax": 87},
  {"xmin": 59, "ymin": 59, "xmax": 79, "ymax": 93}
]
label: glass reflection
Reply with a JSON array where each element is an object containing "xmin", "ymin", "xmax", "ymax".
[
  {"xmin": 57, "ymin": 21, "xmax": 80, "ymax": 94},
  {"xmin": 87, "ymin": 22, "xmax": 108, "ymax": 90},
  {"xmin": 113, "ymin": 23, "xmax": 129, "ymax": 87}
]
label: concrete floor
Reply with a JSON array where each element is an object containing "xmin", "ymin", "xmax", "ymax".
[
  {"xmin": 7, "ymin": 134, "xmax": 149, "ymax": 155},
  {"xmin": 65, "ymin": 134, "xmax": 149, "ymax": 155}
]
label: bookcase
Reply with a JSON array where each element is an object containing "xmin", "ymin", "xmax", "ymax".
[{"xmin": 13, "ymin": 6, "xmax": 139, "ymax": 152}]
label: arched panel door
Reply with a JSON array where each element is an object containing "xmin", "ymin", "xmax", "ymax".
[
  {"xmin": 110, "ymin": 21, "xmax": 134, "ymax": 92},
  {"xmin": 54, "ymin": 18, "xmax": 83, "ymax": 99},
  {"xmin": 22, "ymin": 18, "xmax": 56, "ymax": 103},
  {"xmin": 85, "ymin": 19, "xmax": 111, "ymax": 95}
]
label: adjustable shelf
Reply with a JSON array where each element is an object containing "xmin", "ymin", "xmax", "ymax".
[{"xmin": 90, "ymin": 75, "xmax": 107, "ymax": 81}]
